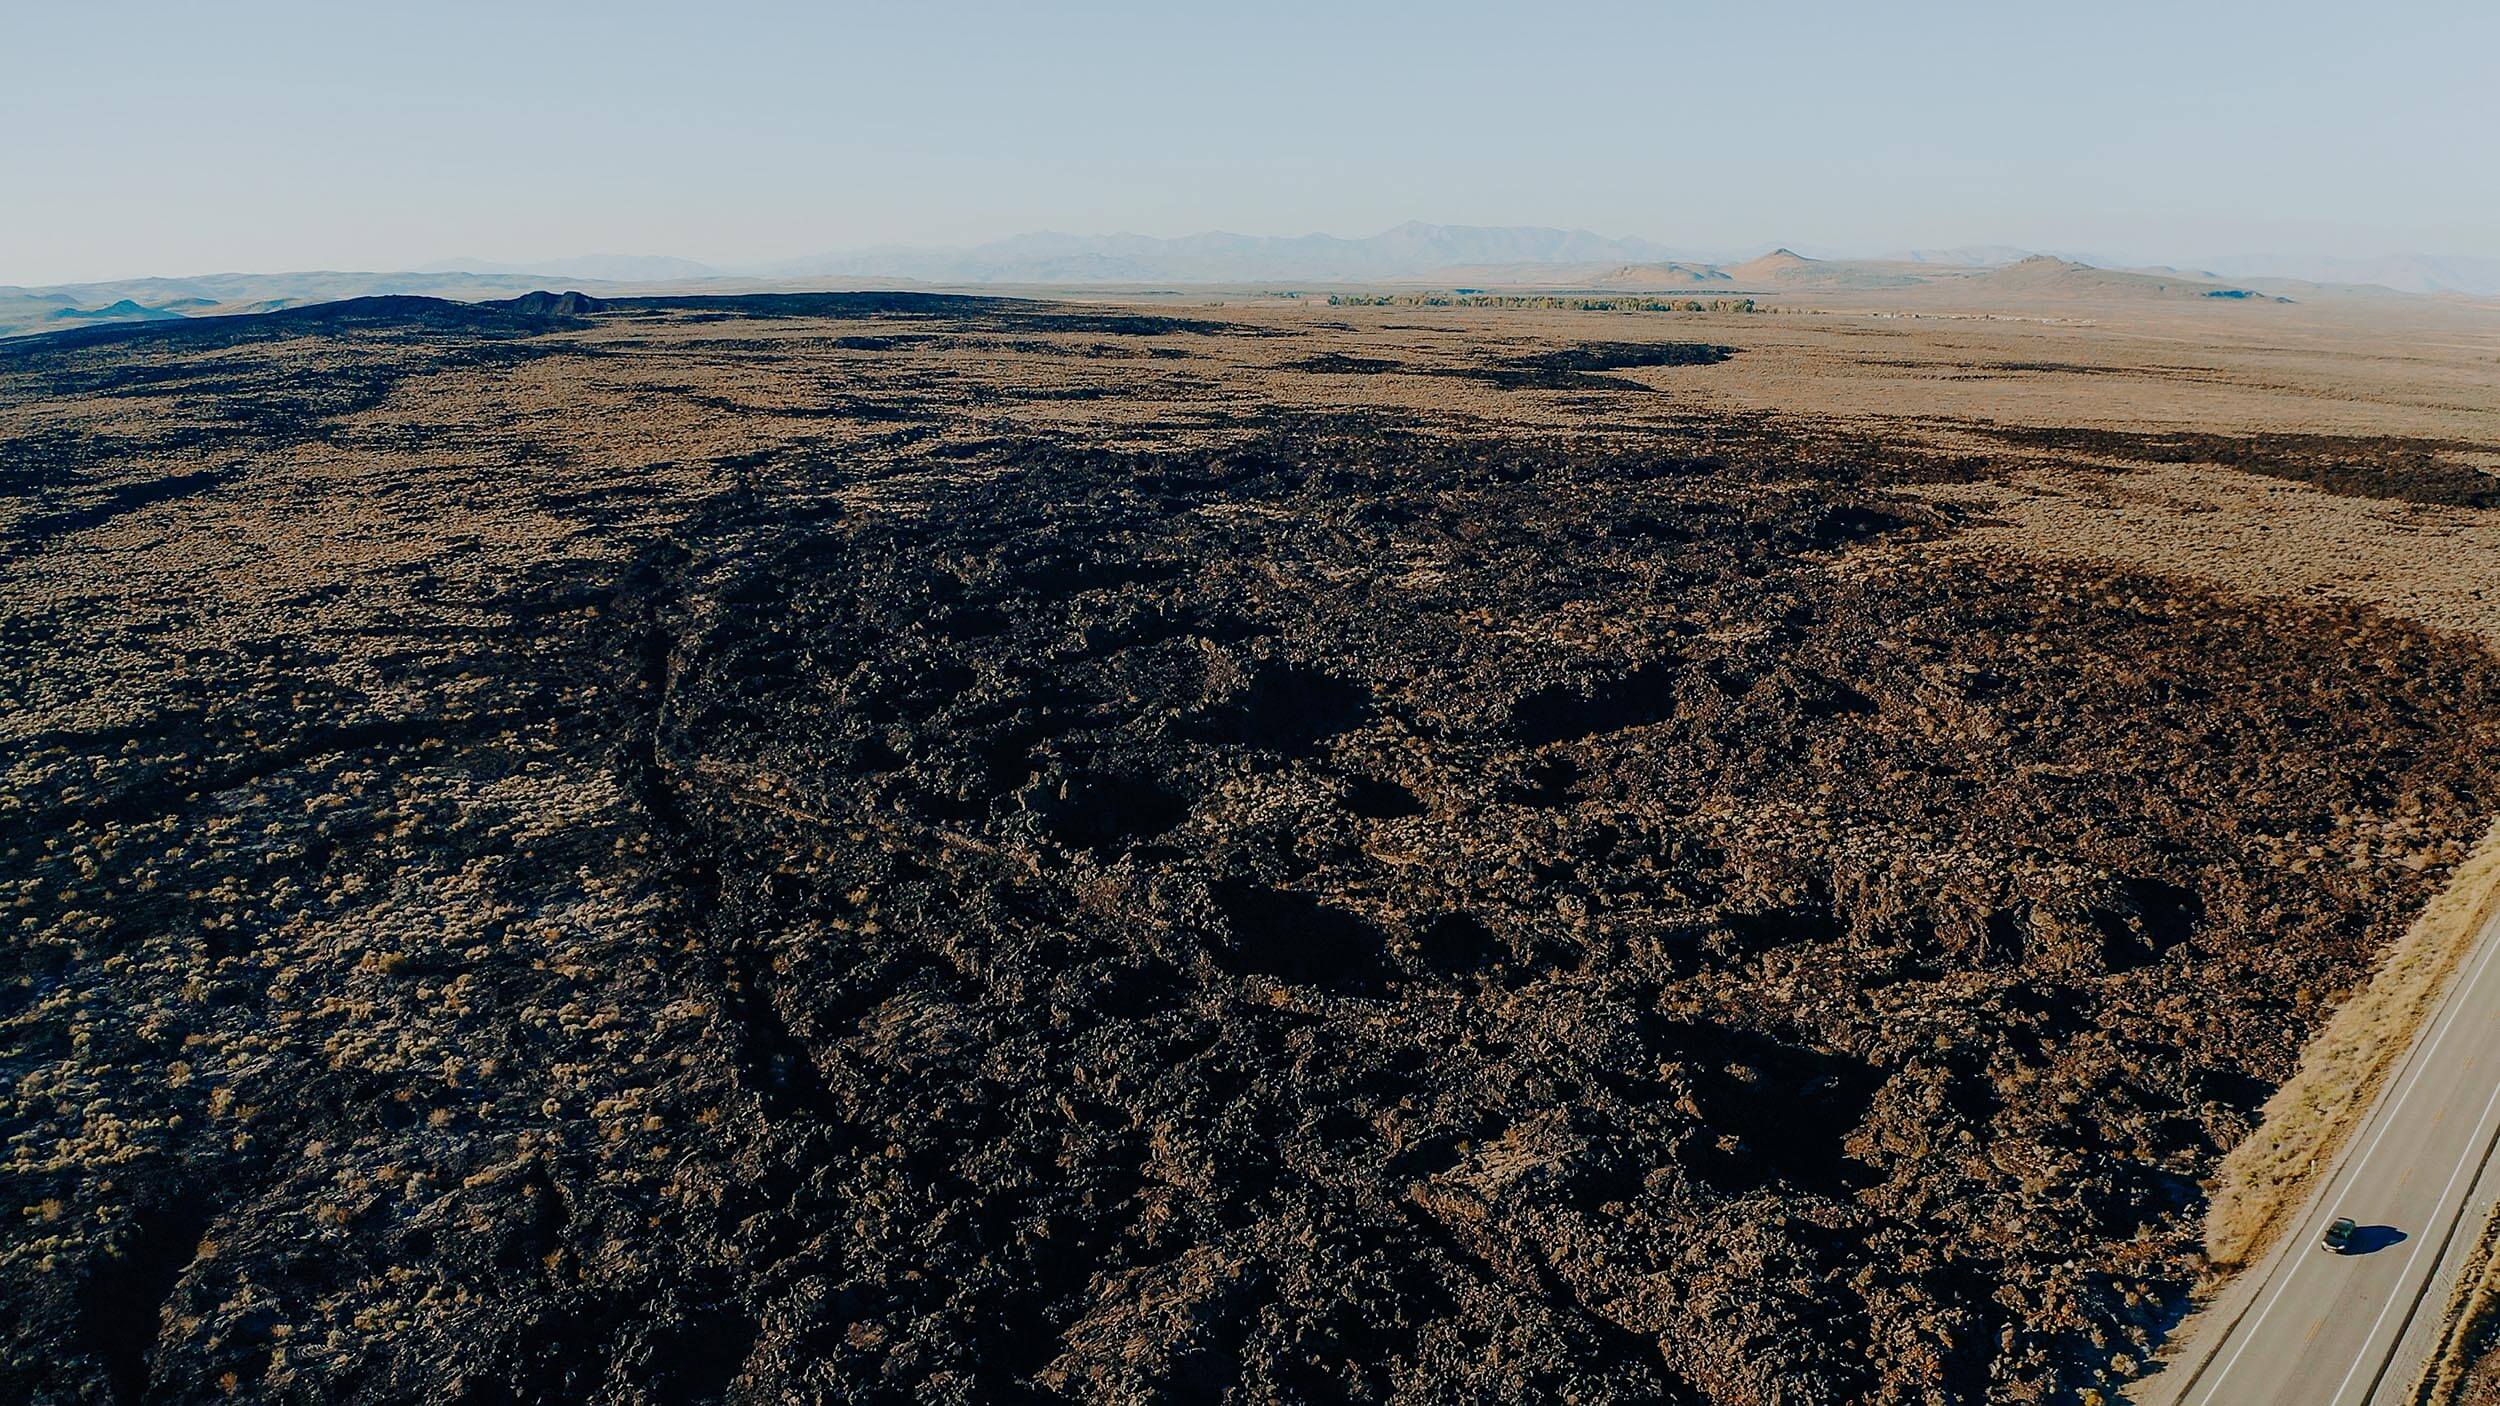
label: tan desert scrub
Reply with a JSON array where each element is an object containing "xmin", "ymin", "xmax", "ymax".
[
  {"xmin": 2206, "ymin": 820, "xmax": 2500, "ymax": 1267},
  {"xmin": 2414, "ymin": 1203, "xmax": 2500, "ymax": 1402},
  {"xmin": 4, "ymin": 287, "xmax": 2499, "ymax": 1404}
]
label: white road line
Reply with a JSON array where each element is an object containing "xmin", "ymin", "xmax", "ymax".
[
  {"xmin": 2342, "ymin": 920, "xmax": 2500, "ymax": 1218},
  {"xmin": 2332, "ymin": 1073, "xmax": 2500, "ymax": 1404},
  {"xmin": 2189, "ymin": 916, "xmax": 2500, "ymax": 1404}
]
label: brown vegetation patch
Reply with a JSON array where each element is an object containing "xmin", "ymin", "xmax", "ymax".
[
  {"xmin": 1978, "ymin": 424, "xmax": 2500, "ymax": 508},
  {"xmin": 3, "ymin": 299, "xmax": 2497, "ymax": 1405},
  {"xmin": 2205, "ymin": 822, "xmax": 2500, "ymax": 1267},
  {"xmin": 1443, "ymin": 339, "xmax": 1736, "ymax": 390}
]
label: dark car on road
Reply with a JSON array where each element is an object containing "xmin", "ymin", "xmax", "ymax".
[{"xmin": 2321, "ymin": 1217, "xmax": 2358, "ymax": 1253}]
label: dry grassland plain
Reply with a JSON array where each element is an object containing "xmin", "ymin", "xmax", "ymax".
[{"xmin": 6, "ymin": 284, "xmax": 2500, "ymax": 1404}]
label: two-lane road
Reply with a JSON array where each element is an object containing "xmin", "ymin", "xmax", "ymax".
[{"xmin": 2146, "ymin": 907, "xmax": 2500, "ymax": 1405}]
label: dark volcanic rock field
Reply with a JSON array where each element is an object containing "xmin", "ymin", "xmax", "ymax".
[{"xmin": 5, "ymin": 298, "xmax": 2500, "ymax": 1404}]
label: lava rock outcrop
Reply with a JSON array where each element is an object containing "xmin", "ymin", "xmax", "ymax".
[{"xmin": 6, "ymin": 302, "xmax": 2498, "ymax": 1405}]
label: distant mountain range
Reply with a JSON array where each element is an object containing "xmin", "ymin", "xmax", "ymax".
[
  {"xmin": 745, "ymin": 222, "xmax": 1693, "ymax": 283},
  {"xmin": 412, "ymin": 226, "xmax": 2500, "ymax": 296},
  {"xmin": 418, "ymin": 254, "xmax": 723, "ymax": 283},
  {"xmin": 2168, "ymin": 253, "xmax": 2500, "ymax": 298},
  {"xmin": 406, "ymin": 224, "xmax": 1698, "ymax": 286},
  {"xmin": 0, "ymin": 270, "xmax": 637, "ymax": 339},
  {"xmin": 1876, "ymin": 245, "xmax": 2039, "ymax": 268},
  {"xmin": 7, "ymin": 225, "xmax": 2495, "ymax": 339}
]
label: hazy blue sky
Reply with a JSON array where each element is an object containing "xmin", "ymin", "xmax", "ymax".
[{"xmin": 8, "ymin": 0, "xmax": 2496, "ymax": 284}]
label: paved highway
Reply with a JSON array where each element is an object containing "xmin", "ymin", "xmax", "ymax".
[{"xmin": 2145, "ymin": 907, "xmax": 2500, "ymax": 1405}]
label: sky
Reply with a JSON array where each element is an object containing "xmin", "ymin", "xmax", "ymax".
[{"xmin": 7, "ymin": 0, "xmax": 2498, "ymax": 285}]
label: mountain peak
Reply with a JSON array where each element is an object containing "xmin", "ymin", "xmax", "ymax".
[{"xmin": 763, "ymin": 223, "xmax": 1687, "ymax": 282}]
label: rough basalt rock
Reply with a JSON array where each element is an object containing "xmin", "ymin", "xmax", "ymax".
[{"xmin": 4, "ymin": 307, "xmax": 2496, "ymax": 1405}]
